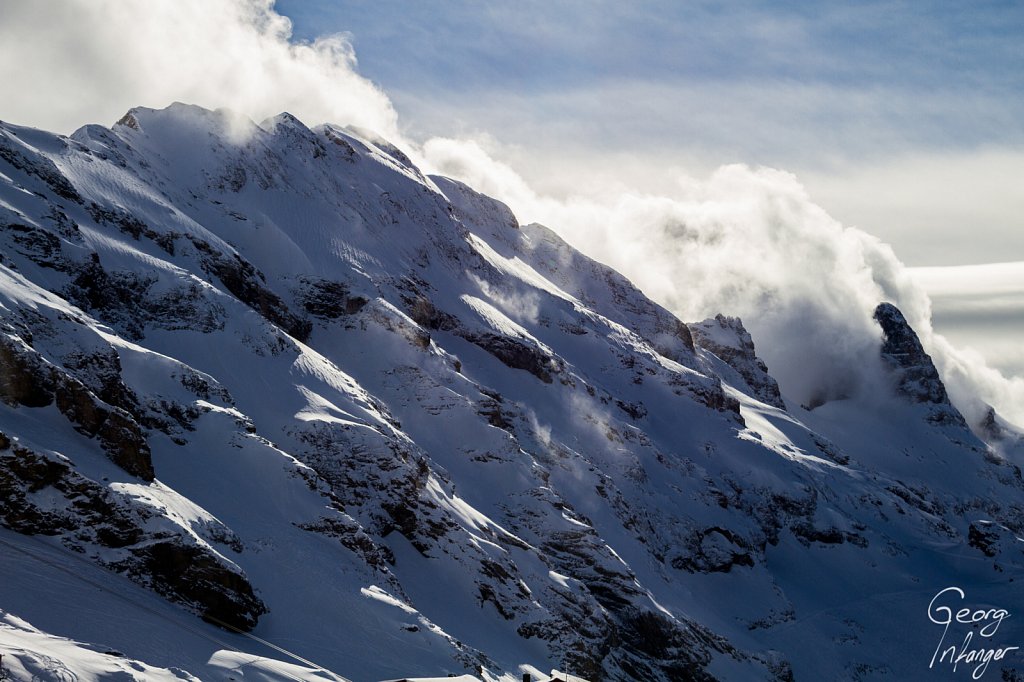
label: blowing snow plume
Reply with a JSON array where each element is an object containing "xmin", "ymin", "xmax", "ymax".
[
  {"xmin": 0, "ymin": 0, "xmax": 400, "ymax": 142},
  {"xmin": 423, "ymin": 137, "xmax": 1024, "ymax": 431}
]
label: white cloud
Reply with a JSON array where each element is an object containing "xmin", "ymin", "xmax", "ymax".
[
  {"xmin": 801, "ymin": 152, "xmax": 1024, "ymax": 266},
  {"xmin": 402, "ymin": 82, "xmax": 1024, "ymax": 267},
  {"xmin": 422, "ymin": 138, "xmax": 1024, "ymax": 429},
  {"xmin": 0, "ymin": 0, "xmax": 400, "ymax": 140},
  {"xmin": 911, "ymin": 262, "xmax": 1024, "ymax": 406},
  {"xmin": 912, "ymin": 261, "xmax": 1024, "ymax": 298}
]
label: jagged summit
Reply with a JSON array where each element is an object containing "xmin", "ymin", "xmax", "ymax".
[
  {"xmin": 688, "ymin": 314, "xmax": 784, "ymax": 409},
  {"xmin": 2, "ymin": 104, "xmax": 1024, "ymax": 681},
  {"xmin": 873, "ymin": 302, "xmax": 967, "ymax": 426},
  {"xmin": 260, "ymin": 110, "xmax": 306, "ymax": 130},
  {"xmin": 113, "ymin": 101, "xmax": 249, "ymax": 134}
]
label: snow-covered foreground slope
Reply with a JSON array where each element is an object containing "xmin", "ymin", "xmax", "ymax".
[{"xmin": 1, "ymin": 103, "xmax": 1023, "ymax": 681}]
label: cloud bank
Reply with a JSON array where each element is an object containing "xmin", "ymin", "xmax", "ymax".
[
  {"xmin": 912, "ymin": 262, "xmax": 1024, "ymax": 381},
  {"xmin": 0, "ymin": 0, "xmax": 399, "ymax": 140},
  {"xmin": 424, "ymin": 137, "xmax": 1024, "ymax": 429},
  {"xmin": 1, "ymin": 0, "xmax": 1020, "ymax": 430}
]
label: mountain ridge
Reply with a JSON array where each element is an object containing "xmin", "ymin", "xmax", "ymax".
[{"xmin": 1, "ymin": 104, "xmax": 1023, "ymax": 681}]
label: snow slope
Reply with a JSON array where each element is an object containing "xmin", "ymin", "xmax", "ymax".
[{"xmin": 1, "ymin": 103, "xmax": 1023, "ymax": 681}]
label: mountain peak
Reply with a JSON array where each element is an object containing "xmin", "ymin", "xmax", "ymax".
[
  {"xmin": 113, "ymin": 103, "xmax": 262, "ymax": 144},
  {"xmin": 689, "ymin": 314, "xmax": 785, "ymax": 408},
  {"xmin": 873, "ymin": 302, "xmax": 966, "ymax": 426},
  {"xmin": 114, "ymin": 109, "xmax": 142, "ymax": 131},
  {"xmin": 259, "ymin": 111, "xmax": 308, "ymax": 133}
]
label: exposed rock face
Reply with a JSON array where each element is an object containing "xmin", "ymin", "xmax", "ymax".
[
  {"xmin": 689, "ymin": 314, "xmax": 785, "ymax": 409},
  {"xmin": 134, "ymin": 541, "xmax": 266, "ymax": 630},
  {"xmin": 873, "ymin": 302, "xmax": 966, "ymax": 426},
  {"xmin": 975, "ymin": 405, "xmax": 1024, "ymax": 451},
  {"xmin": 0, "ymin": 333, "xmax": 57, "ymax": 408},
  {"xmin": 0, "ymin": 434, "xmax": 265, "ymax": 630},
  {"xmin": 202, "ymin": 248, "xmax": 312, "ymax": 342},
  {"xmin": 0, "ymin": 133, "xmax": 82, "ymax": 203},
  {"xmin": 461, "ymin": 331, "xmax": 560, "ymax": 384},
  {"xmin": 294, "ymin": 276, "xmax": 368, "ymax": 319},
  {"xmin": 0, "ymin": 331, "xmax": 155, "ymax": 480}
]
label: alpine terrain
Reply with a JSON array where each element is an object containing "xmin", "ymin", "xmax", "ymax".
[{"xmin": 0, "ymin": 103, "xmax": 1023, "ymax": 681}]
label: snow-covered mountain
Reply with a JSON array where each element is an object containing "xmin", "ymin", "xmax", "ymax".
[{"xmin": 1, "ymin": 103, "xmax": 1023, "ymax": 681}]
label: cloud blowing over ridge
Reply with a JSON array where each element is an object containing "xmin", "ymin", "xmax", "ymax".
[
  {"xmin": 2, "ymin": 0, "xmax": 1021, "ymax": 430},
  {"xmin": 0, "ymin": 0, "xmax": 399, "ymax": 141},
  {"xmin": 425, "ymin": 137, "xmax": 1024, "ymax": 429}
]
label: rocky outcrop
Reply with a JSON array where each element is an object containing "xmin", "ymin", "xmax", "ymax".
[
  {"xmin": 0, "ymin": 332, "xmax": 56, "ymax": 407},
  {"xmin": 132, "ymin": 541, "xmax": 265, "ymax": 630},
  {"xmin": 0, "ymin": 434, "xmax": 265, "ymax": 630},
  {"xmin": 0, "ymin": 130, "xmax": 82, "ymax": 203},
  {"xmin": 54, "ymin": 377, "xmax": 154, "ymax": 480},
  {"xmin": 873, "ymin": 303, "xmax": 966, "ymax": 426},
  {"xmin": 407, "ymin": 294, "xmax": 562, "ymax": 383},
  {"xmin": 1, "ymin": 222, "xmax": 68, "ymax": 271},
  {"xmin": 295, "ymin": 276, "xmax": 368, "ymax": 319},
  {"xmin": 0, "ymin": 217, "xmax": 226, "ymax": 343},
  {"xmin": 0, "ymin": 332, "xmax": 154, "ymax": 480},
  {"xmin": 689, "ymin": 314, "xmax": 784, "ymax": 408},
  {"xmin": 462, "ymin": 331, "xmax": 560, "ymax": 384},
  {"xmin": 63, "ymin": 260, "xmax": 226, "ymax": 341},
  {"xmin": 671, "ymin": 526, "xmax": 756, "ymax": 573},
  {"xmin": 188, "ymin": 236, "xmax": 311, "ymax": 342},
  {"xmin": 975, "ymin": 405, "xmax": 1024, "ymax": 447},
  {"xmin": 503, "ymin": 489, "xmax": 745, "ymax": 681}
]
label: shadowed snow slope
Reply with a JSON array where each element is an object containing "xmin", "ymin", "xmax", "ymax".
[{"xmin": 1, "ymin": 104, "xmax": 1023, "ymax": 681}]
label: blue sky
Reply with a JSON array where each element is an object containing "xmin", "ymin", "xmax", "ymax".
[
  {"xmin": 276, "ymin": 1, "xmax": 1024, "ymax": 155},
  {"xmin": 278, "ymin": 1, "xmax": 1024, "ymax": 96},
  {"xmin": 276, "ymin": 0, "xmax": 1024, "ymax": 266}
]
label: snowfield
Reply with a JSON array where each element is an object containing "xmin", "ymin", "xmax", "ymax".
[{"xmin": 0, "ymin": 103, "xmax": 1023, "ymax": 681}]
